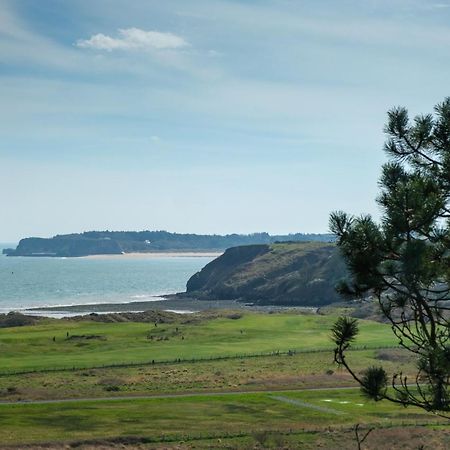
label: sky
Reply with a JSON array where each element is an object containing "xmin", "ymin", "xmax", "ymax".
[{"xmin": 1, "ymin": 0, "xmax": 450, "ymax": 242}]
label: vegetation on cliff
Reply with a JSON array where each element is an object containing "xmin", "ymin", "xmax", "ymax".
[{"xmin": 186, "ymin": 242, "xmax": 347, "ymax": 306}]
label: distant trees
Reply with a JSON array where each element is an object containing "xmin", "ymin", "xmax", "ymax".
[
  {"xmin": 330, "ymin": 98, "xmax": 450, "ymax": 413},
  {"xmin": 9, "ymin": 231, "xmax": 335, "ymax": 256}
]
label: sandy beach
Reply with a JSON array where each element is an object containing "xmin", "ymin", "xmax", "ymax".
[
  {"xmin": 81, "ymin": 252, "xmax": 223, "ymax": 260},
  {"xmin": 26, "ymin": 296, "xmax": 246, "ymax": 315}
]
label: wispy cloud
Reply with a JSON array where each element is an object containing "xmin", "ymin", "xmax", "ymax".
[{"xmin": 76, "ymin": 28, "xmax": 189, "ymax": 52}]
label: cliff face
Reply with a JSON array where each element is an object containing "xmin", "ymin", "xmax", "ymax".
[
  {"xmin": 9, "ymin": 237, "xmax": 122, "ymax": 257},
  {"xmin": 186, "ymin": 242, "xmax": 347, "ymax": 306}
]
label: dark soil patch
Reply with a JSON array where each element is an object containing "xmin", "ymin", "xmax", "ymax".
[{"xmin": 67, "ymin": 335, "xmax": 106, "ymax": 341}]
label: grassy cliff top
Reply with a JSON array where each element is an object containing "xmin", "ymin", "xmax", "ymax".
[{"xmin": 186, "ymin": 241, "xmax": 346, "ymax": 306}]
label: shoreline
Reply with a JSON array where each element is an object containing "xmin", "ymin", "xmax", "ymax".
[
  {"xmin": 24, "ymin": 297, "xmax": 248, "ymax": 316},
  {"xmin": 22, "ymin": 296, "xmax": 318, "ymax": 318},
  {"xmin": 80, "ymin": 252, "xmax": 223, "ymax": 260}
]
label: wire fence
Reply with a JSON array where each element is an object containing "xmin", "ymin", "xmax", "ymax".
[{"xmin": 0, "ymin": 344, "xmax": 401, "ymax": 377}]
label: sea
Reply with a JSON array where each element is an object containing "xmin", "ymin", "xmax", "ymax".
[{"xmin": 0, "ymin": 243, "xmax": 214, "ymax": 316}]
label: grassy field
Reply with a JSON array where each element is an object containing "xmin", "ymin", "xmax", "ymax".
[
  {"xmin": 0, "ymin": 347, "xmax": 414, "ymax": 401},
  {"xmin": 0, "ymin": 311, "xmax": 397, "ymax": 373},
  {"xmin": 0, "ymin": 389, "xmax": 445, "ymax": 448},
  {"xmin": 0, "ymin": 310, "xmax": 432, "ymax": 448}
]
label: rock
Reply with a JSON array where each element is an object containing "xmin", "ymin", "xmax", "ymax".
[{"xmin": 185, "ymin": 242, "xmax": 347, "ymax": 307}]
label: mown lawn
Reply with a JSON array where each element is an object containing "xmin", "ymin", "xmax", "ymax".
[
  {"xmin": 0, "ymin": 312, "xmax": 397, "ymax": 372},
  {"xmin": 0, "ymin": 390, "xmax": 443, "ymax": 446}
]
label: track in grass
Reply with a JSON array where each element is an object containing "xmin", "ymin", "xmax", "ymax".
[{"xmin": 0, "ymin": 389, "xmax": 443, "ymax": 446}]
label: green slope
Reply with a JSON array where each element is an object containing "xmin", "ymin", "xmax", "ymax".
[{"xmin": 186, "ymin": 242, "xmax": 347, "ymax": 306}]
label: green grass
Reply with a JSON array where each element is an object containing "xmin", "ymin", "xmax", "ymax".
[
  {"xmin": 0, "ymin": 390, "xmax": 442, "ymax": 446},
  {"xmin": 283, "ymin": 388, "xmax": 421, "ymax": 419},
  {"xmin": 0, "ymin": 312, "xmax": 397, "ymax": 373},
  {"xmin": 0, "ymin": 311, "xmax": 436, "ymax": 448},
  {"xmin": 0, "ymin": 348, "xmax": 414, "ymax": 401}
]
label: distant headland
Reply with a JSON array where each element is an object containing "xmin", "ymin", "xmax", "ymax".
[{"xmin": 3, "ymin": 230, "xmax": 334, "ymax": 257}]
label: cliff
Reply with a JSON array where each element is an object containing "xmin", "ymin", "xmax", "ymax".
[
  {"xmin": 185, "ymin": 242, "xmax": 347, "ymax": 306},
  {"xmin": 8, "ymin": 237, "xmax": 123, "ymax": 257}
]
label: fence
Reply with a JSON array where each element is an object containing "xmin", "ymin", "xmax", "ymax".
[{"xmin": 0, "ymin": 344, "xmax": 401, "ymax": 377}]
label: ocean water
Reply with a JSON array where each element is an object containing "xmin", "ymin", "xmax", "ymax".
[{"xmin": 0, "ymin": 246, "xmax": 213, "ymax": 314}]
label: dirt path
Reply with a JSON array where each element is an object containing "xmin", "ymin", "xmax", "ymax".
[
  {"xmin": 0, "ymin": 386, "xmax": 358, "ymax": 406},
  {"xmin": 271, "ymin": 395, "xmax": 346, "ymax": 415}
]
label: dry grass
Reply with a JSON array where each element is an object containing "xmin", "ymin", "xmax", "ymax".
[
  {"xmin": 0, "ymin": 348, "xmax": 416, "ymax": 401},
  {"xmin": 3, "ymin": 425, "xmax": 449, "ymax": 449}
]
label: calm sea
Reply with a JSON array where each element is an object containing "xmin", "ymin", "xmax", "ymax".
[{"xmin": 0, "ymin": 244, "xmax": 213, "ymax": 314}]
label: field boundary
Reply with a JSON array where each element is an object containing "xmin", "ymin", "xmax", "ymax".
[{"xmin": 0, "ymin": 344, "xmax": 401, "ymax": 377}]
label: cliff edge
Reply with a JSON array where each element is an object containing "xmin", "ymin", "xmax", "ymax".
[{"xmin": 185, "ymin": 242, "xmax": 347, "ymax": 306}]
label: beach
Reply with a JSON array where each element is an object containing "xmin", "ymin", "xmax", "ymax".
[
  {"xmin": 26, "ymin": 296, "xmax": 246, "ymax": 315},
  {"xmin": 80, "ymin": 252, "xmax": 223, "ymax": 260}
]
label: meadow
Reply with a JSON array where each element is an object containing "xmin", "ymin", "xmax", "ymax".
[
  {"xmin": 0, "ymin": 310, "xmax": 437, "ymax": 448},
  {"xmin": 0, "ymin": 390, "xmax": 446, "ymax": 448},
  {"xmin": 0, "ymin": 311, "xmax": 397, "ymax": 373}
]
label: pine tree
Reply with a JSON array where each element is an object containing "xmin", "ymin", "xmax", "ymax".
[{"xmin": 330, "ymin": 97, "xmax": 450, "ymax": 412}]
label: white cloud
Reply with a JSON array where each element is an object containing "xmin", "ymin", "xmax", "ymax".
[
  {"xmin": 76, "ymin": 28, "xmax": 189, "ymax": 52},
  {"xmin": 207, "ymin": 49, "xmax": 221, "ymax": 57}
]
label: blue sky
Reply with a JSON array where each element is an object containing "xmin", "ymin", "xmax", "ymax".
[{"xmin": 1, "ymin": 0, "xmax": 449, "ymax": 242}]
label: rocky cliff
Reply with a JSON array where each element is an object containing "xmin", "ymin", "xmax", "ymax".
[
  {"xmin": 186, "ymin": 242, "xmax": 347, "ymax": 306},
  {"xmin": 9, "ymin": 237, "xmax": 122, "ymax": 257}
]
